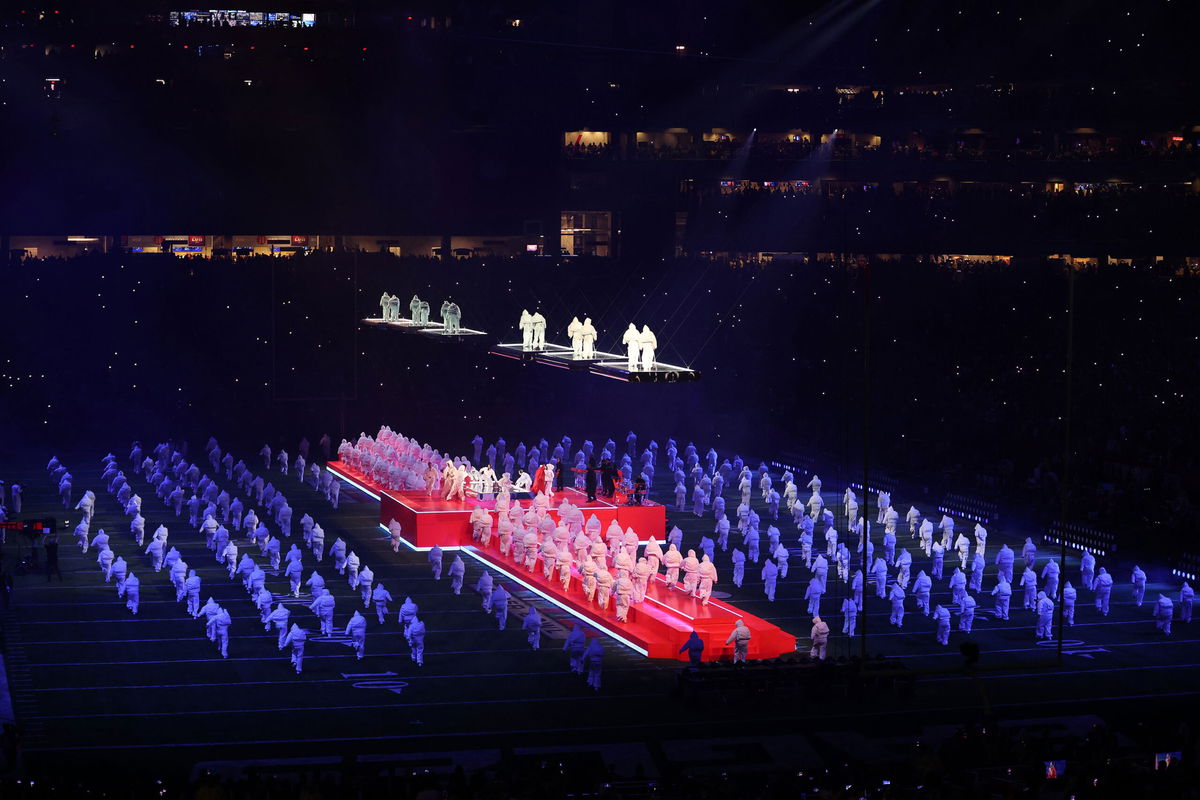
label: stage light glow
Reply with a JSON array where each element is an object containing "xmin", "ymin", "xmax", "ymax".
[
  {"xmin": 463, "ymin": 548, "xmax": 650, "ymax": 657},
  {"xmin": 376, "ymin": 523, "xmax": 462, "ymax": 552},
  {"xmin": 327, "ymin": 465, "xmax": 381, "ymax": 500}
]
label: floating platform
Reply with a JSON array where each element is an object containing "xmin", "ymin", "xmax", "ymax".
[
  {"xmin": 362, "ymin": 317, "xmax": 488, "ymax": 340},
  {"xmin": 490, "ymin": 342, "xmax": 623, "ymax": 370},
  {"xmin": 416, "ymin": 323, "xmax": 489, "ymax": 340},
  {"xmin": 490, "ymin": 343, "xmax": 701, "ymax": 381},
  {"xmin": 589, "ymin": 359, "xmax": 701, "ymax": 383},
  {"xmin": 362, "ymin": 316, "xmax": 433, "ymax": 330}
]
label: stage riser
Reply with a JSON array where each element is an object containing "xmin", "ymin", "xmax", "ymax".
[{"xmin": 329, "ymin": 460, "xmax": 797, "ymax": 661}]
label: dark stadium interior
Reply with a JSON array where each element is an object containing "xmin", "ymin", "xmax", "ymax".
[{"xmin": 1, "ymin": 2, "xmax": 1199, "ymax": 798}]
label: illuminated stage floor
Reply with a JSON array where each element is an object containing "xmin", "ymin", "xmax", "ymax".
[
  {"xmin": 467, "ymin": 541, "xmax": 798, "ymax": 661},
  {"xmin": 490, "ymin": 342, "xmax": 701, "ymax": 382},
  {"xmin": 361, "ymin": 317, "xmax": 488, "ymax": 339},
  {"xmin": 490, "ymin": 341, "xmax": 624, "ymax": 369}
]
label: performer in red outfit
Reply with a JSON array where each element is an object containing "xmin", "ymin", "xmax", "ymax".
[{"xmin": 531, "ymin": 463, "xmax": 548, "ymax": 495}]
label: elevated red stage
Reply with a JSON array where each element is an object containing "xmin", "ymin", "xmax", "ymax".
[
  {"xmin": 326, "ymin": 460, "xmax": 666, "ymax": 548},
  {"xmin": 327, "ymin": 460, "xmax": 797, "ymax": 661}
]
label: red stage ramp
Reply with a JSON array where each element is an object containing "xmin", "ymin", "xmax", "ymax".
[
  {"xmin": 465, "ymin": 541, "xmax": 798, "ymax": 662},
  {"xmin": 327, "ymin": 460, "xmax": 797, "ymax": 662}
]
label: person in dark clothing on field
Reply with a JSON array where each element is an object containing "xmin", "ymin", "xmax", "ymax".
[
  {"xmin": 600, "ymin": 458, "xmax": 617, "ymax": 498},
  {"xmin": 583, "ymin": 459, "xmax": 598, "ymax": 502},
  {"xmin": 631, "ymin": 475, "xmax": 647, "ymax": 505},
  {"xmin": 679, "ymin": 631, "xmax": 705, "ymax": 667},
  {"xmin": 0, "ymin": 549, "xmax": 9, "ymax": 610},
  {"xmin": 45, "ymin": 533, "xmax": 62, "ymax": 582}
]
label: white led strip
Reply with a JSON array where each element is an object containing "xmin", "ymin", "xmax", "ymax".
[
  {"xmin": 459, "ymin": 547, "xmax": 650, "ymax": 657},
  {"xmin": 327, "ymin": 465, "xmax": 381, "ymax": 500}
]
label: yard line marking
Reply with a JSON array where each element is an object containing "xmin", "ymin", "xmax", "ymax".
[
  {"xmin": 25, "ymin": 647, "xmax": 567, "ymax": 667},
  {"xmin": 23, "ymin": 690, "xmax": 1200, "ymax": 753},
  {"xmin": 27, "ymin": 666, "xmax": 655, "ymax": 693},
  {"xmin": 31, "ymin": 692, "xmax": 664, "ymax": 721}
]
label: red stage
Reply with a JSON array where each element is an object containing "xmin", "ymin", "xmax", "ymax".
[
  {"xmin": 467, "ymin": 541, "xmax": 798, "ymax": 661},
  {"xmin": 326, "ymin": 460, "xmax": 667, "ymax": 548},
  {"xmin": 327, "ymin": 460, "xmax": 797, "ymax": 661}
]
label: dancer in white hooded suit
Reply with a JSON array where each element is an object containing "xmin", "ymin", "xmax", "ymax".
[
  {"xmin": 568, "ymin": 316, "xmax": 584, "ymax": 358},
  {"xmin": 519, "ymin": 309, "xmax": 534, "ymax": 349},
  {"xmin": 443, "ymin": 301, "xmax": 462, "ymax": 334},
  {"xmin": 283, "ymin": 624, "xmax": 307, "ymax": 673},
  {"xmin": 638, "ymin": 325, "xmax": 657, "ymax": 370},
  {"xmin": 528, "ymin": 310, "xmax": 546, "ymax": 349},
  {"xmin": 266, "ymin": 603, "xmax": 291, "ymax": 648},
  {"xmin": 579, "ymin": 318, "xmax": 597, "ymax": 358},
  {"xmin": 344, "ymin": 610, "xmax": 367, "ymax": 659},
  {"xmin": 622, "ymin": 323, "xmax": 641, "ymax": 370}
]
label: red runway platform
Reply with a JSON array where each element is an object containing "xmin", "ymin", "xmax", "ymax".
[
  {"xmin": 467, "ymin": 540, "xmax": 798, "ymax": 661},
  {"xmin": 327, "ymin": 460, "xmax": 797, "ymax": 661},
  {"xmin": 327, "ymin": 461, "xmax": 667, "ymax": 548}
]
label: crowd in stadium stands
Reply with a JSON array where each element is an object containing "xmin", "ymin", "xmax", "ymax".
[
  {"xmin": 682, "ymin": 183, "xmax": 1200, "ymax": 252},
  {"xmin": 585, "ymin": 137, "xmax": 1200, "ymax": 162},
  {"xmin": 1, "ymin": 716, "xmax": 1197, "ymax": 798},
  {"xmin": 563, "ymin": 143, "xmax": 611, "ymax": 159},
  {"xmin": 708, "ymin": 183, "xmax": 1195, "ymax": 201}
]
